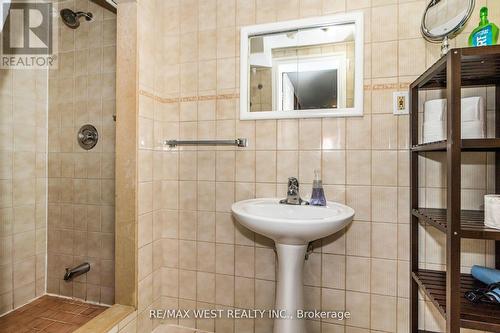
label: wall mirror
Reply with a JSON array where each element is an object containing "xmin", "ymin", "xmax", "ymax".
[{"xmin": 240, "ymin": 12, "xmax": 364, "ymax": 120}]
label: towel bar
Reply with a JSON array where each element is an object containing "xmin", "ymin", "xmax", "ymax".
[{"xmin": 165, "ymin": 138, "xmax": 248, "ymax": 148}]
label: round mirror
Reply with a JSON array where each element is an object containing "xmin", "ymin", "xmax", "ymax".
[{"xmin": 421, "ymin": 0, "xmax": 475, "ymax": 44}]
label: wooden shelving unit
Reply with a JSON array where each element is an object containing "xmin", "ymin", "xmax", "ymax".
[
  {"xmin": 411, "ymin": 139, "xmax": 500, "ymax": 152},
  {"xmin": 410, "ymin": 45, "xmax": 500, "ymax": 333},
  {"xmin": 412, "ymin": 208, "xmax": 500, "ymax": 240},
  {"xmin": 413, "ymin": 270, "xmax": 500, "ymax": 331}
]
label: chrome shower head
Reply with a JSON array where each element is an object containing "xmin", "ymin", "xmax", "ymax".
[{"xmin": 60, "ymin": 8, "xmax": 93, "ymax": 29}]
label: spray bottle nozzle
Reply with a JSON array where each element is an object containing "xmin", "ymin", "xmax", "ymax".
[
  {"xmin": 314, "ymin": 169, "xmax": 320, "ymax": 181},
  {"xmin": 313, "ymin": 169, "xmax": 322, "ymax": 188}
]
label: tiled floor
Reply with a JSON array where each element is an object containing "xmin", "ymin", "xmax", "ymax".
[{"xmin": 0, "ymin": 295, "xmax": 107, "ymax": 333}]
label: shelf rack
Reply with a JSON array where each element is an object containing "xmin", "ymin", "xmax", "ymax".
[{"xmin": 410, "ymin": 45, "xmax": 500, "ymax": 333}]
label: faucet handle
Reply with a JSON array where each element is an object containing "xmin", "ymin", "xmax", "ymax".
[
  {"xmin": 280, "ymin": 177, "xmax": 308, "ymax": 205},
  {"xmin": 288, "ymin": 177, "xmax": 299, "ymax": 190}
]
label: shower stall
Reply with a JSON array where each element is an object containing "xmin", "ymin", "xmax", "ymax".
[{"xmin": 0, "ymin": 0, "xmax": 117, "ymax": 328}]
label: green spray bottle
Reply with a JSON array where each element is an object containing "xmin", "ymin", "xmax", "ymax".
[{"xmin": 468, "ymin": 7, "xmax": 499, "ymax": 47}]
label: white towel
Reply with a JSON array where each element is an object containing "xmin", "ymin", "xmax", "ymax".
[
  {"xmin": 423, "ymin": 121, "xmax": 444, "ymax": 132},
  {"xmin": 485, "ymin": 195, "xmax": 500, "ymax": 230},
  {"xmin": 462, "ymin": 96, "xmax": 484, "ymax": 122},
  {"xmin": 423, "ymin": 121, "xmax": 445, "ymax": 143},
  {"xmin": 422, "ymin": 120, "xmax": 486, "ymax": 143},
  {"xmin": 422, "ymin": 97, "xmax": 486, "ymax": 143},
  {"xmin": 423, "ymin": 97, "xmax": 485, "ymax": 122},
  {"xmin": 424, "ymin": 99, "xmax": 446, "ymax": 122},
  {"xmin": 462, "ymin": 120, "xmax": 485, "ymax": 139},
  {"xmin": 423, "ymin": 121, "xmax": 485, "ymax": 142}
]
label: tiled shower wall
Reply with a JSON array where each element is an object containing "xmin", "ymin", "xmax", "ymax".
[
  {"xmin": 132, "ymin": 1, "xmax": 500, "ymax": 333},
  {"xmin": 47, "ymin": 0, "xmax": 116, "ymax": 304},
  {"xmin": 0, "ymin": 69, "xmax": 48, "ymax": 316}
]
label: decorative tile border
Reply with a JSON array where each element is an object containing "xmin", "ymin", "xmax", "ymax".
[
  {"xmin": 139, "ymin": 82, "xmax": 413, "ymax": 104},
  {"xmin": 371, "ymin": 82, "xmax": 411, "ymax": 90},
  {"xmin": 139, "ymin": 90, "xmax": 239, "ymax": 104}
]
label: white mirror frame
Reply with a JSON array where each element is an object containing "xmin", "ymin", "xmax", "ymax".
[{"xmin": 239, "ymin": 12, "xmax": 364, "ymax": 120}]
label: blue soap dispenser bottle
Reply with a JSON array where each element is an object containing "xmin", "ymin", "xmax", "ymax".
[{"xmin": 310, "ymin": 169, "xmax": 327, "ymax": 206}]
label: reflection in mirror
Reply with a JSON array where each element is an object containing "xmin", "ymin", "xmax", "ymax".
[
  {"xmin": 421, "ymin": 0, "xmax": 475, "ymax": 54},
  {"xmin": 423, "ymin": 0, "xmax": 472, "ymax": 37},
  {"xmin": 248, "ymin": 23, "xmax": 355, "ymax": 113}
]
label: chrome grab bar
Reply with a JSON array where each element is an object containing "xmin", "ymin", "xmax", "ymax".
[{"xmin": 165, "ymin": 138, "xmax": 248, "ymax": 148}]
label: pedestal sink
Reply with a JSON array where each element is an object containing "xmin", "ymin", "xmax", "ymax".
[{"xmin": 231, "ymin": 198, "xmax": 354, "ymax": 333}]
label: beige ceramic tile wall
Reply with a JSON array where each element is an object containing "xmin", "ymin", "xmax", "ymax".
[
  {"xmin": 129, "ymin": 0, "xmax": 169, "ymax": 331},
  {"xmin": 47, "ymin": 0, "xmax": 116, "ymax": 305},
  {"xmin": 131, "ymin": 1, "xmax": 500, "ymax": 333},
  {"xmin": 105, "ymin": 308, "xmax": 139, "ymax": 333},
  {"xmin": 0, "ymin": 67, "xmax": 48, "ymax": 315}
]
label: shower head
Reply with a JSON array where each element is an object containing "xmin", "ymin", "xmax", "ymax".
[{"xmin": 60, "ymin": 8, "xmax": 93, "ymax": 29}]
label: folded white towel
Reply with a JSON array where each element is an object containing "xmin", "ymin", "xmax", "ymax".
[
  {"xmin": 423, "ymin": 134, "xmax": 445, "ymax": 143},
  {"xmin": 423, "ymin": 121, "xmax": 445, "ymax": 143},
  {"xmin": 424, "ymin": 99, "xmax": 446, "ymax": 122},
  {"xmin": 423, "ymin": 96, "xmax": 485, "ymax": 122},
  {"xmin": 423, "ymin": 128, "xmax": 445, "ymax": 138},
  {"xmin": 462, "ymin": 120, "xmax": 485, "ymax": 139},
  {"xmin": 462, "ymin": 96, "xmax": 484, "ymax": 122},
  {"xmin": 485, "ymin": 195, "xmax": 500, "ymax": 230},
  {"xmin": 423, "ymin": 121, "xmax": 444, "ymax": 131},
  {"xmin": 422, "ymin": 97, "xmax": 486, "ymax": 143},
  {"xmin": 422, "ymin": 120, "xmax": 485, "ymax": 142}
]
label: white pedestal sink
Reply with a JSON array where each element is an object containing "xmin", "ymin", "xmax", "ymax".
[{"xmin": 231, "ymin": 198, "xmax": 354, "ymax": 333}]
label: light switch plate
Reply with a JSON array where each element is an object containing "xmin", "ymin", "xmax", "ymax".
[{"xmin": 393, "ymin": 91, "xmax": 409, "ymax": 115}]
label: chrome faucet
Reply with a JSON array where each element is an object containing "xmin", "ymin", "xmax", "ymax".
[{"xmin": 280, "ymin": 177, "xmax": 308, "ymax": 205}]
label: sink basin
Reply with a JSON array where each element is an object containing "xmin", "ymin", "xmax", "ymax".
[
  {"xmin": 231, "ymin": 198, "xmax": 354, "ymax": 245},
  {"xmin": 231, "ymin": 198, "xmax": 354, "ymax": 333}
]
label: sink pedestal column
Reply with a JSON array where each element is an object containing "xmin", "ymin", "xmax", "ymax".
[{"xmin": 273, "ymin": 243, "xmax": 307, "ymax": 333}]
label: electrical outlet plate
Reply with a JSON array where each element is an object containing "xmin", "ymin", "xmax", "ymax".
[{"xmin": 393, "ymin": 91, "xmax": 409, "ymax": 115}]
